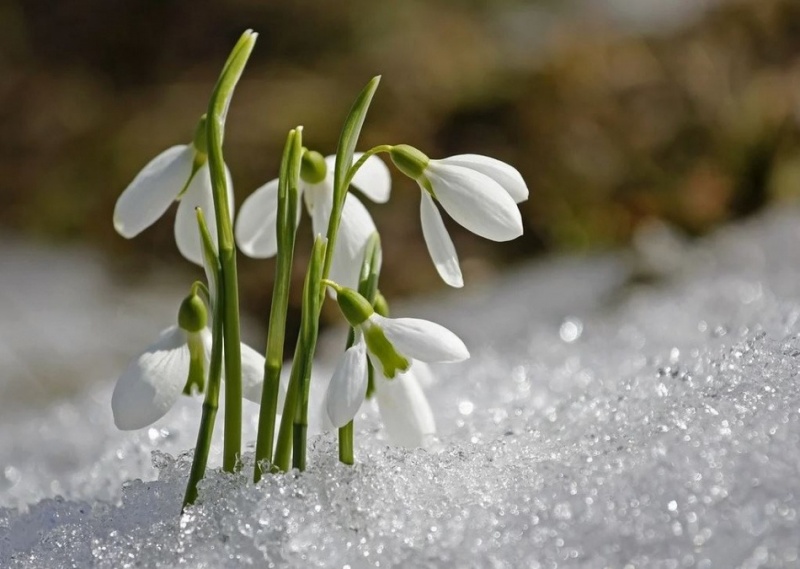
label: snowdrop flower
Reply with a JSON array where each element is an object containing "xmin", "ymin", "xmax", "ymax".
[
  {"xmin": 373, "ymin": 361, "xmax": 436, "ymax": 448},
  {"xmin": 389, "ymin": 145, "xmax": 528, "ymax": 288},
  {"xmin": 323, "ymin": 284, "xmax": 468, "ymax": 428},
  {"xmin": 111, "ymin": 290, "xmax": 266, "ymax": 430},
  {"xmin": 113, "ymin": 115, "xmax": 234, "ymax": 266},
  {"xmin": 235, "ymin": 150, "xmax": 390, "ymax": 289}
]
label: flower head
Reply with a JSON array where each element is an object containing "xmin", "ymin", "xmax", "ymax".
[
  {"xmin": 390, "ymin": 145, "xmax": 528, "ymax": 288},
  {"xmin": 113, "ymin": 117, "xmax": 234, "ymax": 266},
  {"xmin": 324, "ymin": 284, "xmax": 468, "ymax": 428},
  {"xmin": 235, "ymin": 151, "xmax": 391, "ymax": 289}
]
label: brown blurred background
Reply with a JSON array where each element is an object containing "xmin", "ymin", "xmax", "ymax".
[{"xmin": 2, "ymin": 0, "xmax": 799, "ymax": 339}]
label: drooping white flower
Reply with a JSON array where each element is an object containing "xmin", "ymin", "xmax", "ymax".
[
  {"xmin": 235, "ymin": 151, "xmax": 391, "ymax": 290},
  {"xmin": 373, "ymin": 361, "xmax": 436, "ymax": 448},
  {"xmin": 112, "ymin": 325, "xmax": 209, "ymax": 430},
  {"xmin": 324, "ymin": 287, "xmax": 468, "ymax": 429},
  {"xmin": 390, "ymin": 146, "xmax": 529, "ymax": 288},
  {"xmin": 111, "ymin": 325, "xmax": 267, "ymax": 430},
  {"xmin": 113, "ymin": 135, "xmax": 234, "ymax": 266}
]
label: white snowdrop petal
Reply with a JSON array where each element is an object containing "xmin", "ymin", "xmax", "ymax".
[
  {"xmin": 240, "ymin": 341, "xmax": 267, "ymax": 404},
  {"xmin": 426, "ymin": 163, "xmax": 523, "ymax": 242},
  {"xmin": 325, "ymin": 341, "xmax": 369, "ymax": 428},
  {"xmin": 175, "ymin": 164, "xmax": 235, "ymax": 266},
  {"xmin": 111, "ymin": 326, "xmax": 190, "ymax": 430},
  {"xmin": 374, "ymin": 315, "xmax": 470, "ymax": 363},
  {"xmin": 306, "ymin": 178, "xmax": 375, "ymax": 292},
  {"xmin": 328, "ymin": 194, "xmax": 378, "ymax": 290},
  {"xmin": 351, "ymin": 152, "xmax": 392, "ymax": 204},
  {"xmin": 420, "ymin": 192, "xmax": 463, "ymax": 288},
  {"xmin": 114, "ymin": 145, "xmax": 194, "ymax": 238},
  {"xmin": 305, "ymin": 179, "xmax": 335, "ymax": 240},
  {"xmin": 200, "ymin": 328, "xmax": 213, "ymax": 361},
  {"xmin": 442, "ymin": 154, "xmax": 528, "ymax": 203},
  {"xmin": 375, "ymin": 364, "xmax": 436, "ymax": 448},
  {"xmin": 407, "ymin": 360, "xmax": 435, "ymax": 388},
  {"xmin": 235, "ymin": 178, "xmax": 280, "ymax": 258}
]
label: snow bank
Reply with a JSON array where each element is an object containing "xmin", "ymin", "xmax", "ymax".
[{"xmin": 3, "ymin": 208, "xmax": 800, "ymax": 567}]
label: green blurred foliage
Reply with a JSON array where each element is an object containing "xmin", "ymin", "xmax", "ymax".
[{"xmin": 1, "ymin": 0, "xmax": 799, "ymax": 327}]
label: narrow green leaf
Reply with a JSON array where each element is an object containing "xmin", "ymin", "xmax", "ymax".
[
  {"xmin": 333, "ymin": 76, "xmax": 381, "ymax": 197},
  {"xmin": 322, "ymin": 76, "xmax": 381, "ymax": 282},
  {"xmin": 254, "ymin": 127, "xmax": 303, "ymax": 481},
  {"xmin": 292, "ymin": 235, "xmax": 327, "ymax": 471}
]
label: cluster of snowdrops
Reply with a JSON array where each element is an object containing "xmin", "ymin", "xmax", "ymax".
[{"xmin": 109, "ymin": 31, "xmax": 528, "ymax": 508}]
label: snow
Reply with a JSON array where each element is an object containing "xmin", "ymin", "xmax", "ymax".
[{"xmin": 4, "ymin": 207, "xmax": 800, "ymax": 567}]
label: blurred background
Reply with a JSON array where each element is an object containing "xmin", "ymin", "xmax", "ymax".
[{"xmin": 1, "ymin": 0, "xmax": 799, "ymax": 340}]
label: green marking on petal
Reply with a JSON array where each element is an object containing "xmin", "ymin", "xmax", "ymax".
[
  {"xmin": 183, "ymin": 331, "xmax": 206, "ymax": 395},
  {"xmin": 364, "ymin": 323, "xmax": 409, "ymax": 379}
]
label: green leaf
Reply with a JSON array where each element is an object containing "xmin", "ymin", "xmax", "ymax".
[
  {"xmin": 301, "ymin": 236, "xmax": 327, "ymax": 347},
  {"xmin": 209, "ymin": 30, "xmax": 258, "ymax": 125},
  {"xmin": 277, "ymin": 128, "xmax": 303, "ymax": 250},
  {"xmin": 253, "ymin": 126, "xmax": 303, "ymax": 481},
  {"xmin": 332, "ymin": 76, "xmax": 381, "ymax": 208},
  {"xmin": 322, "ymin": 76, "xmax": 381, "ymax": 281}
]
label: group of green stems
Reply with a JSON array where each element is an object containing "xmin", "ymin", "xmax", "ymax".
[{"xmin": 182, "ymin": 30, "xmax": 386, "ymax": 508}]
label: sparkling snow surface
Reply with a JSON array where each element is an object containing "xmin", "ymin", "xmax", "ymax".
[{"xmin": 4, "ymin": 208, "xmax": 800, "ymax": 568}]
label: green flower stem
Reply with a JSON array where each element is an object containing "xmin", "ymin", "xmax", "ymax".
[
  {"xmin": 272, "ymin": 343, "xmax": 303, "ymax": 471},
  {"xmin": 338, "ymin": 420, "xmax": 354, "ymax": 464},
  {"xmin": 206, "ymin": 30, "xmax": 257, "ymax": 472},
  {"xmin": 253, "ymin": 128, "xmax": 303, "ymax": 482},
  {"xmin": 346, "ymin": 145, "xmax": 392, "ymax": 188},
  {"xmin": 183, "ymin": 209, "xmax": 224, "ymax": 509},
  {"xmin": 337, "ymin": 325, "xmax": 358, "ymax": 466},
  {"xmin": 293, "ymin": 237, "xmax": 326, "ymax": 471},
  {"xmin": 273, "ymin": 237, "xmax": 325, "ymax": 472},
  {"xmin": 322, "ymin": 76, "xmax": 381, "ymax": 286},
  {"xmin": 183, "ymin": 283, "xmax": 224, "ymax": 507},
  {"xmin": 338, "ymin": 233, "xmax": 382, "ymax": 465}
]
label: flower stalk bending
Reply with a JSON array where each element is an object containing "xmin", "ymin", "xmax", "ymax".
[{"xmin": 206, "ymin": 30, "xmax": 257, "ymax": 472}]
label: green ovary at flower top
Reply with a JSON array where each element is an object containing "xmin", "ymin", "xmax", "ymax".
[
  {"xmin": 389, "ymin": 145, "xmax": 529, "ymax": 288},
  {"xmin": 110, "ymin": 290, "xmax": 269, "ymax": 432},
  {"xmin": 234, "ymin": 150, "xmax": 391, "ymax": 290},
  {"xmin": 112, "ymin": 115, "xmax": 234, "ymax": 266},
  {"xmin": 323, "ymin": 283, "xmax": 469, "ymax": 429}
]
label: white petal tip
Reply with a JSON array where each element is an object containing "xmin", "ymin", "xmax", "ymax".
[{"xmin": 443, "ymin": 273, "xmax": 464, "ymax": 288}]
